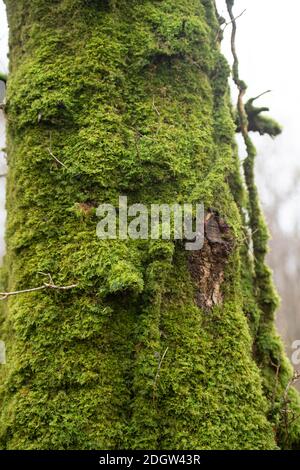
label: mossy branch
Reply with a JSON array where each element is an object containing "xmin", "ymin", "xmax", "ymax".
[
  {"xmin": 226, "ymin": 0, "xmax": 276, "ymax": 295},
  {"xmin": 226, "ymin": 0, "xmax": 298, "ymax": 447},
  {"xmin": 215, "ymin": 8, "xmax": 246, "ymax": 43}
]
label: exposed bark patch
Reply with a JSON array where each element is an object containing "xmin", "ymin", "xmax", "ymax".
[{"xmin": 188, "ymin": 211, "xmax": 234, "ymax": 310}]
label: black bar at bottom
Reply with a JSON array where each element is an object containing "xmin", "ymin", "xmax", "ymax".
[{"xmin": 0, "ymin": 450, "xmax": 299, "ymax": 467}]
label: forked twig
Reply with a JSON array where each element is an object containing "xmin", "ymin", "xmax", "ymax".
[{"xmin": 0, "ymin": 273, "xmax": 78, "ymax": 300}]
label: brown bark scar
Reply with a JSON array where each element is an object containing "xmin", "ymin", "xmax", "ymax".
[{"xmin": 188, "ymin": 211, "xmax": 234, "ymax": 310}]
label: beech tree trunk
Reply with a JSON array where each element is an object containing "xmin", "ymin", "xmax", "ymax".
[{"xmin": 0, "ymin": 0, "xmax": 299, "ymax": 450}]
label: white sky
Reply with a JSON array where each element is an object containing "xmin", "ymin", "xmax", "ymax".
[
  {"xmin": 0, "ymin": 0, "xmax": 299, "ymax": 242},
  {"xmin": 216, "ymin": 0, "xmax": 300, "ymax": 232},
  {"xmin": 0, "ymin": 0, "xmax": 8, "ymax": 73}
]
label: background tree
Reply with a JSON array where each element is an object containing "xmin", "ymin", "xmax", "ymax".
[{"xmin": 0, "ymin": 0, "xmax": 299, "ymax": 450}]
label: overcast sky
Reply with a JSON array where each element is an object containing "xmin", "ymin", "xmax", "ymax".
[
  {"xmin": 216, "ymin": 0, "xmax": 300, "ymax": 232},
  {"xmin": 0, "ymin": 0, "xmax": 299, "ymax": 243}
]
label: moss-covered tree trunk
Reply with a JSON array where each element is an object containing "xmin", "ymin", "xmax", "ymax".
[{"xmin": 0, "ymin": 0, "xmax": 299, "ymax": 450}]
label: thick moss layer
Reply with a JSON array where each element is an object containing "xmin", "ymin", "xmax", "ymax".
[{"xmin": 0, "ymin": 0, "xmax": 298, "ymax": 449}]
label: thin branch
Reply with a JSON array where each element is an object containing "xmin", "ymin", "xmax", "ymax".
[
  {"xmin": 47, "ymin": 147, "xmax": 66, "ymax": 168},
  {"xmin": 224, "ymin": 8, "xmax": 246, "ymax": 30},
  {"xmin": 0, "ymin": 273, "xmax": 78, "ymax": 300},
  {"xmin": 215, "ymin": 9, "xmax": 246, "ymax": 42},
  {"xmin": 0, "ymin": 285, "xmax": 46, "ymax": 300},
  {"xmin": 281, "ymin": 370, "xmax": 300, "ymax": 445},
  {"xmin": 152, "ymin": 97, "xmax": 162, "ymax": 135},
  {"xmin": 283, "ymin": 370, "xmax": 300, "ymax": 404},
  {"xmin": 153, "ymin": 346, "xmax": 169, "ymax": 401},
  {"xmin": 251, "ymin": 90, "xmax": 272, "ymax": 102},
  {"xmin": 134, "ymin": 131, "xmax": 141, "ymax": 160},
  {"xmin": 226, "ymin": 1, "xmax": 248, "ymax": 138},
  {"xmin": 288, "ymin": 412, "xmax": 300, "ymax": 427},
  {"xmin": 270, "ymin": 359, "xmax": 281, "ymax": 410},
  {"xmin": 47, "ymin": 132, "xmax": 66, "ymax": 168},
  {"xmin": 152, "ymin": 97, "xmax": 160, "ymax": 116}
]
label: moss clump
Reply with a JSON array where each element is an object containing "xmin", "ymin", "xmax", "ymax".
[{"xmin": 0, "ymin": 0, "xmax": 298, "ymax": 450}]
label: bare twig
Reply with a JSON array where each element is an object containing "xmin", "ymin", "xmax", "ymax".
[
  {"xmin": 152, "ymin": 97, "xmax": 160, "ymax": 116},
  {"xmin": 215, "ymin": 9, "xmax": 246, "ymax": 42},
  {"xmin": 0, "ymin": 285, "xmax": 46, "ymax": 300},
  {"xmin": 270, "ymin": 360, "xmax": 281, "ymax": 410},
  {"xmin": 0, "ymin": 273, "xmax": 78, "ymax": 300},
  {"xmin": 47, "ymin": 147, "xmax": 66, "ymax": 168},
  {"xmin": 288, "ymin": 412, "xmax": 300, "ymax": 427},
  {"xmin": 251, "ymin": 90, "xmax": 272, "ymax": 102},
  {"xmin": 152, "ymin": 97, "xmax": 163, "ymax": 135},
  {"xmin": 134, "ymin": 131, "xmax": 141, "ymax": 160},
  {"xmin": 153, "ymin": 346, "xmax": 169, "ymax": 401},
  {"xmin": 283, "ymin": 370, "xmax": 300, "ymax": 404},
  {"xmin": 47, "ymin": 132, "xmax": 66, "ymax": 168},
  {"xmin": 226, "ymin": 2, "xmax": 248, "ymax": 138},
  {"xmin": 281, "ymin": 370, "xmax": 300, "ymax": 445}
]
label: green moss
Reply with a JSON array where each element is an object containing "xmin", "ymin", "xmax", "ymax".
[{"xmin": 0, "ymin": 0, "xmax": 298, "ymax": 450}]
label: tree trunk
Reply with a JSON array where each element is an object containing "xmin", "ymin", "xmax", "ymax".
[{"xmin": 0, "ymin": 0, "xmax": 299, "ymax": 450}]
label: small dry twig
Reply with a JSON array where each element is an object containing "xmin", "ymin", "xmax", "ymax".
[
  {"xmin": 153, "ymin": 346, "xmax": 169, "ymax": 402},
  {"xmin": 283, "ymin": 370, "xmax": 300, "ymax": 404},
  {"xmin": 47, "ymin": 132, "xmax": 66, "ymax": 168},
  {"xmin": 152, "ymin": 97, "xmax": 160, "ymax": 117},
  {"xmin": 215, "ymin": 9, "xmax": 246, "ymax": 42},
  {"xmin": 226, "ymin": 2, "xmax": 248, "ymax": 138},
  {"xmin": 47, "ymin": 147, "xmax": 66, "ymax": 168},
  {"xmin": 281, "ymin": 370, "xmax": 300, "ymax": 445},
  {"xmin": 270, "ymin": 359, "xmax": 281, "ymax": 410},
  {"xmin": 0, "ymin": 273, "xmax": 78, "ymax": 300}
]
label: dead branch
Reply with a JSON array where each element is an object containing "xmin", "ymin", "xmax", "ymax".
[
  {"xmin": 47, "ymin": 132, "xmax": 66, "ymax": 168},
  {"xmin": 0, "ymin": 273, "xmax": 78, "ymax": 300},
  {"xmin": 281, "ymin": 370, "xmax": 300, "ymax": 445},
  {"xmin": 153, "ymin": 346, "xmax": 169, "ymax": 401},
  {"xmin": 251, "ymin": 90, "xmax": 272, "ymax": 103},
  {"xmin": 152, "ymin": 97, "xmax": 160, "ymax": 116},
  {"xmin": 270, "ymin": 359, "xmax": 281, "ymax": 410},
  {"xmin": 226, "ymin": 1, "xmax": 248, "ymax": 138},
  {"xmin": 215, "ymin": 9, "xmax": 246, "ymax": 42},
  {"xmin": 47, "ymin": 147, "xmax": 66, "ymax": 168}
]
